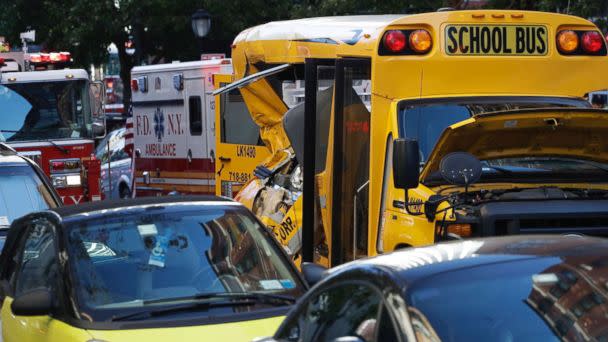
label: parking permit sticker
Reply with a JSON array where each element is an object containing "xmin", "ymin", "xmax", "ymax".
[
  {"xmin": 138, "ymin": 224, "xmax": 158, "ymax": 237},
  {"xmin": 260, "ymin": 280, "xmax": 283, "ymax": 290},
  {"xmin": 279, "ymin": 279, "xmax": 295, "ymax": 289},
  {"xmin": 148, "ymin": 230, "xmax": 171, "ymax": 268},
  {"xmin": 0, "ymin": 216, "xmax": 9, "ymax": 226}
]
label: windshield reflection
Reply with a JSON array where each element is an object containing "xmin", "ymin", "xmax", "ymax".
[
  {"xmin": 65, "ymin": 205, "xmax": 303, "ymax": 321},
  {"xmin": 407, "ymin": 243, "xmax": 608, "ymax": 341},
  {"xmin": 398, "ymin": 97, "xmax": 587, "ymax": 162},
  {"xmin": 0, "ymin": 81, "xmax": 92, "ymax": 141}
]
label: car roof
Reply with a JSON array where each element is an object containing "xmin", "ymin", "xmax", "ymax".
[
  {"xmin": 51, "ymin": 195, "xmax": 234, "ymax": 218},
  {"xmin": 0, "ymin": 144, "xmax": 26, "ymax": 164},
  {"xmin": 0, "ymin": 154, "xmax": 28, "ymax": 165},
  {"xmin": 327, "ymin": 235, "xmax": 608, "ymax": 287}
]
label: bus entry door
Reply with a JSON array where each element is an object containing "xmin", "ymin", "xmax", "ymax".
[{"xmin": 213, "ymin": 74, "xmax": 269, "ymax": 197}]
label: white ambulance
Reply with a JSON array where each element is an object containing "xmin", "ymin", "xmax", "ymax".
[{"xmin": 131, "ymin": 59, "xmax": 232, "ymax": 196}]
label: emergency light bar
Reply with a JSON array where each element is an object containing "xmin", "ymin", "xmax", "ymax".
[{"xmin": 28, "ymin": 52, "xmax": 72, "ymax": 70}]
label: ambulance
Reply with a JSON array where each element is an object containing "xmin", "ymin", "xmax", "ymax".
[{"xmin": 132, "ymin": 59, "xmax": 232, "ymax": 196}]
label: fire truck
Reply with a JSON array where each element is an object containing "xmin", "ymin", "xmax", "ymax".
[{"xmin": 0, "ymin": 51, "xmax": 105, "ymax": 205}]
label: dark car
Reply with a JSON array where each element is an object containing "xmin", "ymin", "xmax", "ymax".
[
  {"xmin": 0, "ymin": 143, "xmax": 61, "ymax": 249},
  {"xmin": 0, "ymin": 196, "xmax": 309, "ymax": 341},
  {"xmin": 261, "ymin": 235, "xmax": 608, "ymax": 342}
]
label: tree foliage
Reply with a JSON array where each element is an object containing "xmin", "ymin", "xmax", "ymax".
[{"xmin": 0, "ymin": 0, "xmax": 605, "ymax": 104}]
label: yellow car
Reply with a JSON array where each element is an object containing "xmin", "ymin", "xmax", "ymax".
[{"xmin": 0, "ymin": 196, "xmax": 307, "ymax": 341}]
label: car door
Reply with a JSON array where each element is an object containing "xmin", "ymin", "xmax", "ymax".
[
  {"xmin": 274, "ymin": 281, "xmax": 403, "ymax": 342},
  {"xmin": 0, "ymin": 215, "xmax": 89, "ymax": 342}
]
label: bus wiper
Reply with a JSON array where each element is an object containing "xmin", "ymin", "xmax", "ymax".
[{"xmin": 110, "ymin": 292, "xmax": 296, "ymax": 322}]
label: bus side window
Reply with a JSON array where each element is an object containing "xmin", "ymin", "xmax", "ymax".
[
  {"xmin": 220, "ymin": 89, "xmax": 262, "ymax": 146},
  {"xmin": 189, "ymin": 96, "xmax": 203, "ymax": 135}
]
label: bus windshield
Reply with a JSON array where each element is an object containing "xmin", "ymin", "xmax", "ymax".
[
  {"xmin": 0, "ymin": 81, "xmax": 92, "ymax": 142},
  {"xmin": 398, "ymin": 97, "xmax": 589, "ymax": 163}
]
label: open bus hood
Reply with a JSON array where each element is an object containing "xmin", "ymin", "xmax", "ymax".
[{"xmin": 420, "ymin": 108, "xmax": 608, "ymax": 181}]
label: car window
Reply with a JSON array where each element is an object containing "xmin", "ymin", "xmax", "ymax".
[
  {"xmin": 64, "ymin": 205, "xmax": 305, "ymax": 321},
  {"xmin": 95, "ymin": 128, "xmax": 126, "ymax": 164},
  {"xmin": 14, "ymin": 219, "xmax": 58, "ymax": 297},
  {"xmin": 0, "ymin": 165, "xmax": 56, "ymax": 226},
  {"xmin": 277, "ymin": 282, "xmax": 393, "ymax": 342}
]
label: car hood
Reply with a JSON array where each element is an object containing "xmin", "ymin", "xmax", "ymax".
[
  {"xmin": 420, "ymin": 108, "xmax": 608, "ymax": 181},
  {"xmin": 87, "ymin": 314, "xmax": 284, "ymax": 342}
]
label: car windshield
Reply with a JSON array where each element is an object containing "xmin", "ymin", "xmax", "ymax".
[
  {"xmin": 64, "ymin": 204, "xmax": 304, "ymax": 321},
  {"xmin": 0, "ymin": 81, "xmax": 92, "ymax": 141},
  {"xmin": 406, "ymin": 255, "xmax": 608, "ymax": 341},
  {"xmin": 398, "ymin": 97, "xmax": 588, "ymax": 163},
  {"xmin": 0, "ymin": 165, "xmax": 56, "ymax": 226}
]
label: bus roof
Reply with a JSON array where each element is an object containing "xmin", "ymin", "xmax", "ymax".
[
  {"xmin": 230, "ymin": 10, "xmax": 607, "ymax": 99},
  {"xmin": 235, "ymin": 15, "xmax": 403, "ymax": 44},
  {"xmin": 232, "ymin": 10, "xmax": 600, "ymax": 64}
]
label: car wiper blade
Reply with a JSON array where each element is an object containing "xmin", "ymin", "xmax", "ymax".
[
  {"xmin": 217, "ymin": 292, "xmax": 297, "ymax": 304},
  {"xmin": 109, "ymin": 298, "xmax": 255, "ymax": 322},
  {"xmin": 145, "ymin": 292, "xmax": 296, "ymax": 306},
  {"xmin": 110, "ymin": 292, "xmax": 296, "ymax": 322}
]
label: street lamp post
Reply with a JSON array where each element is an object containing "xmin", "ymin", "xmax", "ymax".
[{"xmin": 191, "ymin": 9, "xmax": 211, "ymax": 40}]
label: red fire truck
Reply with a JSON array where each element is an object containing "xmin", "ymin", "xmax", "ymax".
[{"xmin": 0, "ymin": 51, "xmax": 105, "ymax": 205}]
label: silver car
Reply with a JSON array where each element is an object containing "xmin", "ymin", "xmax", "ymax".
[{"xmin": 95, "ymin": 127, "xmax": 133, "ymax": 199}]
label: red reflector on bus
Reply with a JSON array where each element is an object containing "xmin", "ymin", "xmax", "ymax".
[
  {"xmin": 131, "ymin": 79, "xmax": 139, "ymax": 92},
  {"xmin": 582, "ymin": 31, "xmax": 603, "ymax": 53},
  {"xmin": 384, "ymin": 30, "xmax": 406, "ymax": 53}
]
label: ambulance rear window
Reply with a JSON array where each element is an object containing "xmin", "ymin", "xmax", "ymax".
[{"xmin": 189, "ymin": 96, "xmax": 202, "ymax": 135}]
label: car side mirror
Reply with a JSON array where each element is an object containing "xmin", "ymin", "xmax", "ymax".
[
  {"xmin": 392, "ymin": 139, "xmax": 420, "ymax": 190},
  {"xmin": 301, "ymin": 262, "xmax": 327, "ymax": 287},
  {"xmin": 11, "ymin": 288, "xmax": 53, "ymax": 316}
]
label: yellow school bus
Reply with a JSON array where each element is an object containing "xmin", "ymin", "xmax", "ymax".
[{"xmin": 214, "ymin": 10, "xmax": 608, "ymax": 267}]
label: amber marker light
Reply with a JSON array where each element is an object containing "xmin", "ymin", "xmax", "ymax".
[
  {"xmin": 447, "ymin": 224, "xmax": 473, "ymax": 237},
  {"xmin": 409, "ymin": 29, "xmax": 432, "ymax": 53},
  {"xmin": 557, "ymin": 30, "xmax": 579, "ymax": 53}
]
